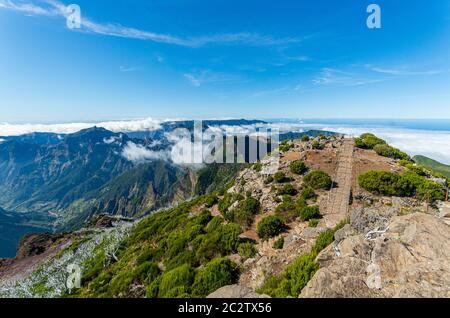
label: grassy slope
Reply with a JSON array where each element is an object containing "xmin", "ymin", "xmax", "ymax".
[{"xmin": 413, "ymin": 155, "xmax": 450, "ymax": 179}]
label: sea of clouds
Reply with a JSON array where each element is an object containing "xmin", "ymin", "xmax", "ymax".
[
  {"xmin": 0, "ymin": 118, "xmax": 162, "ymax": 136},
  {"xmin": 1, "ymin": 118, "xmax": 449, "ymax": 165}
]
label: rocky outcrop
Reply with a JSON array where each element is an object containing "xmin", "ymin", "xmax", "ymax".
[
  {"xmin": 300, "ymin": 212, "xmax": 450, "ymax": 298},
  {"xmin": 207, "ymin": 284, "xmax": 270, "ymax": 298}
]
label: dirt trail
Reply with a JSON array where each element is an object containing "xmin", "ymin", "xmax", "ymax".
[{"xmin": 325, "ymin": 138, "xmax": 354, "ymax": 227}]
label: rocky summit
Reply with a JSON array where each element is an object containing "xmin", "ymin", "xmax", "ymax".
[{"xmin": 0, "ymin": 133, "xmax": 449, "ymax": 298}]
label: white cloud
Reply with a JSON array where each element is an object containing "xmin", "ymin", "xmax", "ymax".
[
  {"xmin": 208, "ymin": 121, "xmax": 450, "ymax": 165},
  {"xmin": 310, "ymin": 125, "xmax": 450, "ymax": 165},
  {"xmin": 184, "ymin": 73, "xmax": 202, "ymax": 87},
  {"xmin": 183, "ymin": 70, "xmax": 246, "ymax": 87},
  {"xmin": 121, "ymin": 141, "xmax": 167, "ymax": 163},
  {"xmin": 0, "ymin": 0, "xmax": 57, "ymax": 15},
  {"xmin": 366, "ymin": 65, "xmax": 445, "ymax": 76},
  {"xmin": 0, "ymin": 0, "xmax": 299, "ymax": 47},
  {"xmin": 312, "ymin": 68, "xmax": 385, "ymax": 86},
  {"xmin": 119, "ymin": 66, "xmax": 137, "ymax": 72},
  {"xmin": 0, "ymin": 117, "xmax": 162, "ymax": 136}
]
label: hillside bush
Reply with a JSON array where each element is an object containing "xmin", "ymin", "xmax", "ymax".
[
  {"xmin": 312, "ymin": 141, "xmax": 325, "ymax": 150},
  {"xmin": 277, "ymin": 184, "xmax": 297, "ymax": 196},
  {"xmin": 304, "ymin": 170, "xmax": 332, "ymax": 190},
  {"xmin": 274, "ymin": 171, "xmax": 288, "ymax": 183},
  {"xmin": 289, "ymin": 160, "xmax": 307, "ymax": 175},
  {"xmin": 356, "ymin": 133, "xmax": 386, "ymax": 149},
  {"xmin": 373, "ymin": 144, "xmax": 409, "ymax": 160},
  {"xmin": 275, "ymin": 197, "xmax": 298, "ymax": 222},
  {"xmin": 273, "ymin": 237, "xmax": 284, "ymax": 249},
  {"xmin": 191, "ymin": 258, "xmax": 238, "ymax": 297},
  {"xmin": 237, "ymin": 242, "xmax": 257, "ymax": 259},
  {"xmin": 358, "ymin": 170, "xmax": 444, "ymax": 202},
  {"xmin": 257, "ymin": 216, "xmax": 285, "ymax": 240},
  {"xmin": 157, "ymin": 264, "xmax": 195, "ymax": 298},
  {"xmin": 299, "ymin": 205, "xmax": 320, "ymax": 221},
  {"xmin": 299, "ymin": 187, "xmax": 317, "ymax": 201}
]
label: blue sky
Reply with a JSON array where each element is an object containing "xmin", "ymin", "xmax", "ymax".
[{"xmin": 0, "ymin": 0, "xmax": 449, "ymax": 123}]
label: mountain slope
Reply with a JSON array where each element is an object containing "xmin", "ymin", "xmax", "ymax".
[
  {"xmin": 413, "ymin": 155, "xmax": 450, "ymax": 179},
  {"xmin": 59, "ymin": 161, "xmax": 196, "ymax": 230},
  {"xmin": 0, "ymin": 127, "xmax": 135, "ymax": 213}
]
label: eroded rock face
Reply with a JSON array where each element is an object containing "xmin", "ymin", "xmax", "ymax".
[
  {"xmin": 301, "ymin": 213, "xmax": 450, "ymax": 298},
  {"xmin": 207, "ymin": 284, "xmax": 270, "ymax": 298}
]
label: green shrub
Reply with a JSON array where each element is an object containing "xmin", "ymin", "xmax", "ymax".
[
  {"xmin": 157, "ymin": 264, "xmax": 195, "ymax": 298},
  {"xmin": 279, "ymin": 140, "xmax": 294, "ymax": 152},
  {"xmin": 238, "ymin": 242, "xmax": 257, "ymax": 259},
  {"xmin": 218, "ymin": 193, "xmax": 243, "ymax": 215},
  {"xmin": 136, "ymin": 249, "xmax": 156, "ymax": 266},
  {"xmin": 301, "ymin": 135, "xmax": 310, "ymax": 142},
  {"xmin": 406, "ymin": 164, "xmax": 427, "ymax": 176},
  {"xmin": 233, "ymin": 197, "xmax": 260, "ymax": 227},
  {"xmin": 374, "ymin": 144, "xmax": 409, "ymax": 160},
  {"xmin": 285, "ymin": 253, "xmax": 319, "ymax": 296},
  {"xmin": 233, "ymin": 209, "xmax": 254, "ymax": 227},
  {"xmin": 289, "ymin": 160, "xmax": 307, "ymax": 175},
  {"xmin": 191, "ymin": 258, "xmax": 239, "ymax": 297},
  {"xmin": 304, "ymin": 170, "xmax": 332, "ymax": 190},
  {"xmin": 108, "ymin": 271, "xmax": 135, "ymax": 296},
  {"xmin": 416, "ymin": 180, "xmax": 445, "ymax": 202},
  {"xmin": 312, "ymin": 141, "xmax": 325, "ymax": 150},
  {"xmin": 258, "ymin": 252, "xmax": 318, "ymax": 298},
  {"xmin": 253, "ymin": 161, "xmax": 262, "ymax": 172},
  {"xmin": 312, "ymin": 218, "xmax": 349, "ymax": 254},
  {"xmin": 357, "ymin": 133, "xmax": 386, "ymax": 149},
  {"xmin": 257, "ymin": 216, "xmax": 285, "ymax": 240},
  {"xmin": 273, "ymin": 237, "xmax": 284, "ymax": 249},
  {"xmin": 258, "ymin": 219, "xmax": 349, "ymax": 298},
  {"xmin": 277, "ymin": 184, "xmax": 297, "ymax": 196},
  {"xmin": 357, "ymin": 170, "xmax": 442, "ymax": 197},
  {"xmin": 264, "ymin": 176, "xmax": 274, "ymax": 184},
  {"xmin": 274, "ymin": 171, "xmax": 288, "ymax": 183},
  {"xmin": 240, "ymin": 197, "xmax": 260, "ymax": 215},
  {"xmin": 134, "ymin": 262, "xmax": 160, "ymax": 283},
  {"xmin": 204, "ymin": 195, "xmax": 218, "ymax": 208},
  {"xmin": 308, "ymin": 219, "xmax": 319, "ymax": 228},
  {"xmin": 275, "ymin": 197, "xmax": 298, "ymax": 222},
  {"xmin": 299, "ymin": 205, "xmax": 320, "ymax": 221},
  {"xmin": 299, "ymin": 187, "xmax": 317, "ymax": 201}
]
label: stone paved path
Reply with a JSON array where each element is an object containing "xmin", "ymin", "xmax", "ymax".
[{"xmin": 326, "ymin": 138, "xmax": 354, "ymax": 227}]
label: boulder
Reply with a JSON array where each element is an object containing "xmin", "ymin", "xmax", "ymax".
[{"xmin": 301, "ymin": 213, "xmax": 450, "ymax": 298}]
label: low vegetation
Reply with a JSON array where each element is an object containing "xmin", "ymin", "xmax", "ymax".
[
  {"xmin": 258, "ymin": 219, "xmax": 348, "ymax": 297},
  {"xmin": 312, "ymin": 141, "xmax": 325, "ymax": 150},
  {"xmin": 289, "ymin": 160, "xmax": 307, "ymax": 175},
  {"xmin": 359, "ymin": 170, "xmax": 445, "ymax": 202},
  {"xmin": 279, "ymin": 140, "xmax": 294, "ymax": 152},
  {"xmin": 273, "ymin": 237, "xmax": 284, "ymax": 249},
  {"xmin": 355, "ymin": 133, "xmax": 409, "ymax": 160},
  {"xmin": 304, "ymin": 170, "xmax": 332, "ymax": 190},
  {"xmin": 257, "ymin": 216, "xmax": 285, "ymax": 240},
  {"xmin": 70, "ymin": 196, "xmax": 245, "ymax": 298}
]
